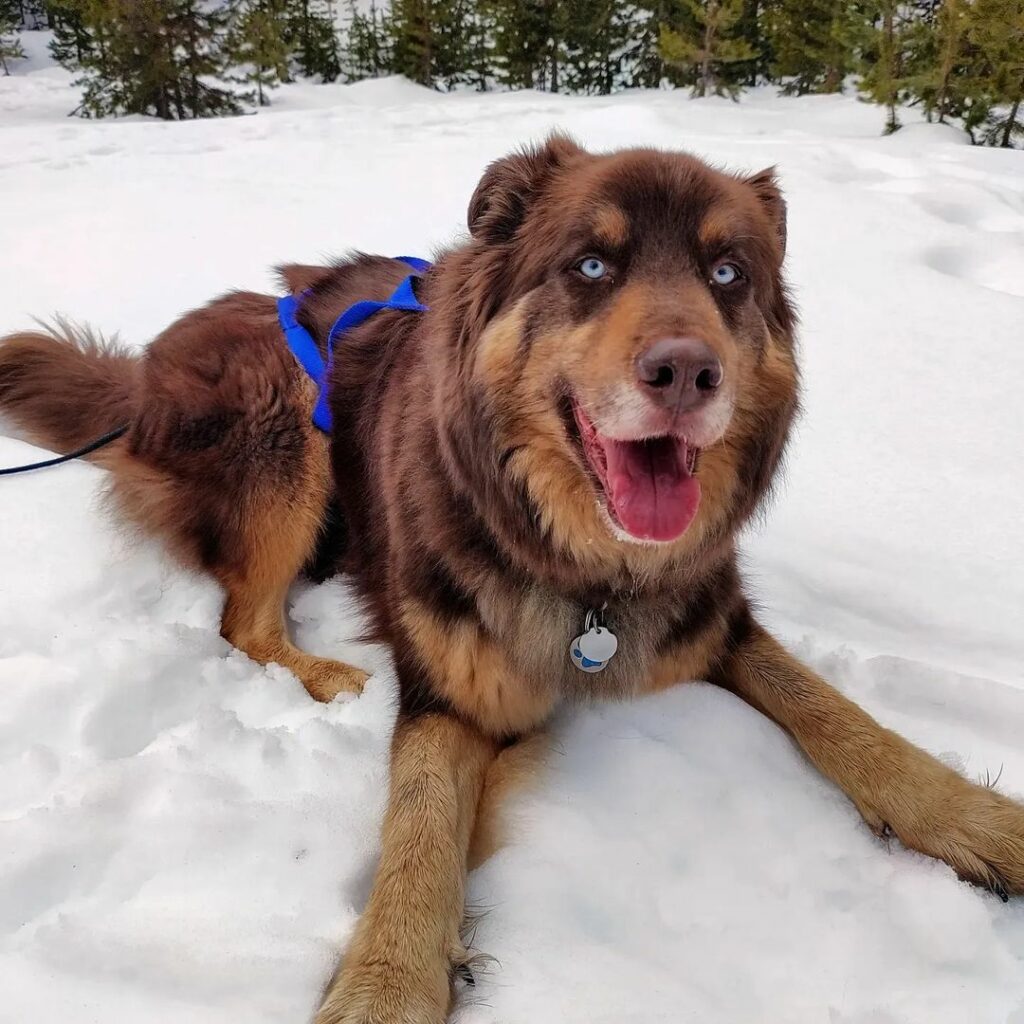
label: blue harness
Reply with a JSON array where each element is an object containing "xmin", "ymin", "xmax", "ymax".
[{"xmin": 277, "ymin": 256, "xmax": 431, "ymax": 433}]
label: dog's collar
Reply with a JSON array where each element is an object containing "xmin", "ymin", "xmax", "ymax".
[{"xmin": 278, "ymin": 256, "xmax": 431, "ymax": 432}]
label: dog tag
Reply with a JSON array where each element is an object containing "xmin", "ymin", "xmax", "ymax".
[
  {"xmin": 570, "ymin": 617, "xmax": 618, "ymax": 674},
  {"xmin": 578, "ymin": 627, "xmax": 618, "ymax": 662}
]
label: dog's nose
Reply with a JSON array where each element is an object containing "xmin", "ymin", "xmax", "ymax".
[{"xmin": 635, "ymin": 337, "xmax": 723, "ymax": 412}]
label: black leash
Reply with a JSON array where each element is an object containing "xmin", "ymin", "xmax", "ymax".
[{"xmin": 0, "ymin": 424, "xmax": 129, "ymax": 476}]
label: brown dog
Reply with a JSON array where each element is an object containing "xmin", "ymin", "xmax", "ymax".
[{"xmin": 2, "ymin": 137, "xmax": 1022, "ymax": 1024}]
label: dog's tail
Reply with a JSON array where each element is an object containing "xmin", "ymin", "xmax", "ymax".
[{"xmin": 0, "ymin": 320, "xmax": 139, "ymax": 461}]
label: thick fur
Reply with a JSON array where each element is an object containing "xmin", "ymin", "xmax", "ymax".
[
  {"xmin": 2, "ymin": 138, "xmax": 1022, "ymax": 1024},
  {"xmin": 0, "ymin": 321, "xmax": 137, "ymax": 452}
]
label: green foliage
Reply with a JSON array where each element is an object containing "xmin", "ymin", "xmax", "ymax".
[
  {"xmin": 483, "ymin": 0, "xmax": 563, "ymax": 90},
  {"xmin": 48, "ymin": 0, "xmax": 243, "ymax": 118},
  {"xmin": 1, "ymin": 0, "xmax": 26, "ymax": 74},
  {"xmin": 858, "ymin": 0, "xmax": 912, "ymax": 133},
  {"xmin": 31, "ymin": 0, "xmax": 1024, "ymax": 146},
  {"xmin": 854, "ymin": 0, "xmax": 1024, "ymax": 147},
  {"xmin": 342, "ymin": 0, "xmax": 392, "ymax": 81},
  {"xmin": 388, "ymin": 0, "xmax": 431, "ymax": 85},
  {"xmin": 762, "ymin": 0, "xmax": 866, "ymax": 95},
  {"xmin": 619, "ymin": 2, "xmax": 668, "ymax": 88},
  {"xmin": 288, "ymin": 0, "xmax": 341, "ymax": 82},
  {"xmin": 385, "ymin": 0, "xmax": 484, "ymax": 89},
  {"xmin": 226, "ymin": 0, "xmax": 291, "ymax": 106},
  {"xmin": 899, "ymin": 0, "xmax": 970, "ymax": 121},
  {"xmin": 962, "ymin": 0, "xmax": 1024, "ymax": 147},
  {"xmin": 659, "ymin": 0, "xmax": 756, "ymax": 98},
  {"xmin": 559, "ymin": 0, "xmax": 635, "ymax": 94},
  {"xmin": 735, "ymin": 0, "xmax": 769, "ymax": 85}
]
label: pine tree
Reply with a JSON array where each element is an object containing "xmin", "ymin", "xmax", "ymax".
[
  {"xmin": 964, "ymin": 0, "xmax": 1024, "ymax": 147},
  {"xmin": 659, "ymin": 0, "xmax": 756, "ymax": 98},
  {"xmin": 484, "ymin": 0, "xmax": 564, "ymax": 91},
  {"xmin": 560, "ymin": 0, "xmax": 634, "ymax": 94},
  {"xmin": 931, "ymin": 0, "xmax": 968, "ymax": 121},
  {"xmin": 899, "ymin": 0, "xmax": 970, "ymax": 123},
  {"xmin": 432, "ymin": 0, "xmax": 487, "ymax": 90},
  {"xmin": 377, "ymin": 0, "xmax": 483, "ymax": 90},
  {"xmin": 227, "ymin": 0, "xmax": 291, "ymax": 106},
  {"xmin": 49, "ymin": 0, "xmax": 241, "ymax": 118},
  {"xmin": 342, "ymin": 0, "xmax": 393, "ymax": 81},
  {"xmin": 762, "ymin": 0, "xmax": 862, "ymax": 95},
  {"xmin": 736, "ymin": 0, "xmax": 766, "ymax": 85},
  {"xmin": 461, "ymin": 0, "xmax": 490, "ymax": 89},
  {"xmin": 171, "ymin": 0, "xmax": 244, "ymax": 117},
  {"xmin": 620, "ymin": 1, "xmax": 668, "ymax": 88},
  {"xmin": 288, "ymin": 0, "xmax": 341, "ymax": 82},
  {"xmin": 48, "ymin": 0, "xmax": 90, "ymax": 68},
  {"xmin": 389, "ymin": 0, "xmax": 433, "ymax": 85},
  {"xmin": 1, "ymin": 0, "xmax": 25, "ymax": 74},
  {"xmin": 859, "ymin": 0, "xmax": 911, "ymax": 134}
]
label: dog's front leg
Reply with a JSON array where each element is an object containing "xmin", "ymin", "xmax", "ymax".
[
  {"xmin": 316, "ymin": 712, "xmax": 498, "ymax": 1024},
  {"xmin": 713, "ymin": 615, "xmax": 1024, "ymax": 896}
]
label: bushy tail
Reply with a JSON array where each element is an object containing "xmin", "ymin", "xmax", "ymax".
[{"xmin": 0, "ymin": 319, "xmax": 139, "ymax": 457}]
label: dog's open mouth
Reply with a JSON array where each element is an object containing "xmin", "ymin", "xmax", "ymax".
[{"xmin": 570, "ymin": 399, "xmax": 701, "ymax": 543}]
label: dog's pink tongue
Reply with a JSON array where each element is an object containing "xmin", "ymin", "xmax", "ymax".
[{"xmin": 602, "ymin": 436, "xmax": 701, "ymax": 542}]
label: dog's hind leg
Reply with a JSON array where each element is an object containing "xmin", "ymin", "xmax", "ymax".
[
  {"xmin": 216, "ymin": 495, "xmax": 369, "ymax": 703},
  {"xmin": 194, "ymin": 402, "xmax": 367, "ymax": 702},
  {"xmin": 106, "ymin": 298, "xmax": 368, "ymax": 702},
  {"xmin": 111, "ymin": 412, "xmax": 368, "ymax": 702},
  {"xmin": 221, "ymin": 490, "xmax": 370, "ymax": 702},
  {"xmin": 113, "ymin": 442, "xmax": 368, "ymax": 702}
]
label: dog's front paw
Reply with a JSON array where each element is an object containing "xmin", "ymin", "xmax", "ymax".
[
  {"xmin": 314, "ymin": 956, "xmax": 452, "ymax": 1024},
  {"xmin": 854, "ymin": 735, "xmax": 1024, "ymax": 898}
]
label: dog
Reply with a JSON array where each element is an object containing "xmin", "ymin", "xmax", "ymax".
[{"xmin": 2, "ymin": 136, "xmax": 1022, "ymax": 1024}]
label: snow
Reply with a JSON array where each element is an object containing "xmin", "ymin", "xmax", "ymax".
[{"xmin": 3, "ymin": 39, "xmax": 1024, "ymax": 1024}]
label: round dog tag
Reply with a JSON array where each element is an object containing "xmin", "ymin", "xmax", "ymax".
[
  {"xmin": 578, "ymin": 626, "xmax": 618, "ymax": 662},
  {"xmin": 570, "ymin": 635, "xmax": 608, "ymax": 673}
]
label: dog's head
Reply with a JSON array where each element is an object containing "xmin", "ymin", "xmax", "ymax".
[{"xmin": 432, "ymin": 136, "xmax": 799, "ymax": 585}]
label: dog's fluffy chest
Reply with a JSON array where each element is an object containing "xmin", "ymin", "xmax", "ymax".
[{"xmin": 477, "ymin": 584, "xmax": 698, "ymax": 706}]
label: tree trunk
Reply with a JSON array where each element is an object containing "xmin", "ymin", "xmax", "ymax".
[
  {"xmin": 880, "ymin": 3, "xmax": 899, "ymax": 135},
  {"xmin": 700, "ymin": 7, "xmax": 714, "ymax": 98},
  {"xmin": 1002, "ymin": 95, "xmax": 1022, "ymax": 149},
  {"xmin": 419, "ymin": 0, "xmax": 431, "ymax": 87},
  {"xmin": 936, "ymin": 0, "xmax": 959, "ymax": 124},
  {"xmin": 886, "ymin": 100, "xmax": 898, "ymax": 135},
  {"xmin": 185, "ymin": 5, "xmax": 198, "ymax": 117}
]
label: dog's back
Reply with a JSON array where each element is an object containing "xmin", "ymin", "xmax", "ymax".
[{"xmin": 0, "ymin": 255, "xmax": 414, "ymax": 567}]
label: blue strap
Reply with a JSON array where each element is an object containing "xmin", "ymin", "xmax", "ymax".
[
  {"xmin": 277, "ymin": 294, "xmax": 326, "ymax": 389},
  {"xmin": 396, "ymin": 255, "xmax": 431, "ymax": 274},
  {"xmin": 278, "ymin": 257, "xmax": 430, "ymax": 433}
]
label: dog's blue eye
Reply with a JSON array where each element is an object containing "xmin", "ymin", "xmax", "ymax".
[
  {"xmin": 712, "ymin": 263, "xmax": 740, "ymax": 285},
  {"xmin": 578, "ymin": 257, "xmax": 607, "ymax": 280}
]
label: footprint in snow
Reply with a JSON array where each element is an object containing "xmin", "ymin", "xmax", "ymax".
[{"xmin": 923, "ymin": 242, "xmax": 1024, "ymax": 298}]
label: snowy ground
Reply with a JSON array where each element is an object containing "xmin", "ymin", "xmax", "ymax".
[{"xmin": 3, "ymin": 35, "xmax": 1024, "ymax": 1024}]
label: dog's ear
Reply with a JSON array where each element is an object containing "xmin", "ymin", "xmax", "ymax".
[
  {"xmin": 743, "ymin": 167, "xmax": 787, "ymax": 259},
  {"xmin": 276, "ymin": 263, "xmax": 333, "ymax": 295},
  {"xmin": 468, "ymin": 134, "xmax": 584, "ymax": 243}
]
